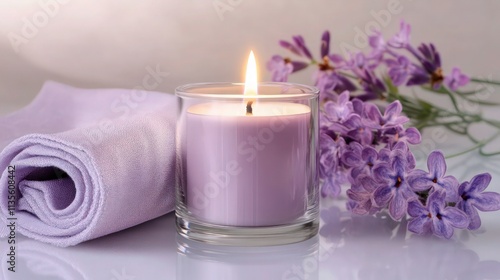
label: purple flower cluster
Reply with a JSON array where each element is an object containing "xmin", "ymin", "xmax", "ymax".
[
  {"xmin": 373, "ymin": 21, "xmax": 469, "ymax": 91},
  {"xmin": 319, "ymin": 90, "xmax": 500, "ymax": 239},
  {"xmin": 269, "ymin": 20, "xmax": 500, "ymax": 239},
  {"xmin": 268, "ymin": 20, "xmax": 470, "ymax": 102}
]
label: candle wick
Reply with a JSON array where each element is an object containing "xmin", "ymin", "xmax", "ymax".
[{"xmin": 246, "ymin": 101, "xmax": 253, "ymax": 115}]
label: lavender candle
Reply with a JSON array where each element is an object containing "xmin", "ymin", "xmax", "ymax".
[
  {"xmin": 186, "ymin": 102, "xmax": 310, "ymax": 226},
  {"xmin": 175, "ymin": 52, "xmax": 319, "ymax": 245}
]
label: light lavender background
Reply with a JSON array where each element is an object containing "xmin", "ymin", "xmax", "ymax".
[{"xmin": 1, "ymin": 0, "xmax": 500, "ymax": 114}]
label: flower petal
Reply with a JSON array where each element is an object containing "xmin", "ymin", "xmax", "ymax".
[
  {"xmin": 351, "ymin": 98, "xmax": 364, "ymax": 115},
  {"xmin": 404, "ymin": 127, "xmax": 422, "ymax": 145},
  {"xmin": 364, "ymin": 103, "xmax": 383, "ymax": 125},
  {"xmin": 342, "ymin": 150, "xmax": 362, "ymax": 167},
  {"xmin": 373, "ymin": 186, "xmax": 393, "ymax": 207},
  {"xmin": 391, "ymin": 150, "xmax": 408, "ymax": 175},
  {"xmin": 338, "ymin": 90, "xmax": 350, "ymax": 106},
  {"xmin": 408, "ymin": 216, "xmax": 431, "ymax": 235},
  {"xmin": 388, "ymin": 190, "xmax": 407, "ymax": 220},
  {"xmin": 458, "ymin": 201, "xmax": 481, "ymax": 230},
  {"xmin": 351, "ymin": 166, "xmax": 367, "ymax": 180},
  {"xmin": 321, "ymin": 177, "xmax": 341, "ymax": 198},
  {"xmin": 471, "ymin": 192, "xmax": 500, "ymax": 212},
  {"xmin": 458, "ymin": 181, "xmax": 470, "ymax": 196},
  {"xmin": 384, "ymin": 100, "xmax": 403, "ymax": 118},
  {"xmin": 469, "ymin": 173, "xmax": 492, "ymax": 193},
  {"xmin": 346, "ymin": 188, "xmax": 366, "ymax": 202},
  {"xmin": 427, "ymin": 151, "xmax": 446, "ymax": 179},
  {"xmin": 290, "ymin": 61, "xmax": 309, "ymax": 73},
  {"xmin": 432, "ymin": 218, "xmax": 454, "ymax": 239},
  {"xmin": 438, "ymin": 175, "xmax": 459, "ymax": 202},
  {"xmin": 442, "ymin": 207, "xmax": 469, "ymax": 229},
  {"xmin": 407, "ymin": 169, "xmax": 432, "ymax": 191},
  {"xmin": 320, "ymin": 31, "xmax": 330, "ymax": 58},
  {"xmin": 359, "ymin": 175, "xmax": 379, "ymax": 192},
  {"xmin": 279, "ymin": 40, "xmax": 301, "ymax": 56},
  {"xmin": 292, "ymin": 35, "xmax": 313, "ymax": 60},
  {"xmin": 327, "ymin": 53, "xmax": 343, "ymax": 63},
  {"xmin": 428, "ymin": 190, "xmax": 446, "ymax": 216},
  {"xmin": 361, "ymin": 146, "xmax": 378, "ymax": 163},
  {"xmin": 373, "ymin": 163, "xmax": 393, "ymax": 183},
  {"xmin": 407, "ymin": 199, "xmax": 428, "ymax": 217}
]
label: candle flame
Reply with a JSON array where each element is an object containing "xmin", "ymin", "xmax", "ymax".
[
  {"xmin": 244, "ymin": 50, "xmax": 258, "ymax": 97},
  {"xmin": 244, "ymin": 51, "xmax": 257, "ymax": 115}
]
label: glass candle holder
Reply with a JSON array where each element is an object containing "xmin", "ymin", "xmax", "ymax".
[{"xmin": 175, "ymin": 82, "xmax": 319, "ymax": 246}]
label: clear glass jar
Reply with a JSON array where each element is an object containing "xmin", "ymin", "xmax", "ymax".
[{"xmin": 175, "ymin": 82, "xmax": 319, "ymax": 245}]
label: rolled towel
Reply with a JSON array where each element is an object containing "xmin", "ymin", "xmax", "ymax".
[{"xmin": 0, "ymin": 81, "xmax": 176, "ymax": 247}]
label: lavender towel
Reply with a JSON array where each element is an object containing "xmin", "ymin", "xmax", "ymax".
[{"xmin": 0, "ymin": 81, "xmax": 176, "ymax": 247}]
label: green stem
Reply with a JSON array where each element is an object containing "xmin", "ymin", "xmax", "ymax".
[
  {"xmin": 479, "ymin": 148, "xmax": 500, "ymax": 156},
  {"xmin": 446, "ymin": 130, "xmax": 500, "ymax": 158},
  {"xmin": 471, "ymin": 77, "xmax": 500, "ymax": 86},
  {"xmin": 421, "ymin": 86, "xmax": 485, "ymax": 96}
]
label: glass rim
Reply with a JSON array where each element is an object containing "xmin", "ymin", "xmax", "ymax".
[{"xmin": 175, "ymin": 82, "xmax": 319, "ymax": 100}]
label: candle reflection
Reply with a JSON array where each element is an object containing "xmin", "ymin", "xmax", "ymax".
[{"xmin": 176, "ymin": 235, "xmax": 319, "ymax": 280}]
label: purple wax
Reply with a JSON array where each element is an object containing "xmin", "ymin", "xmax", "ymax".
[{"xmin": 185, "ymin": 102, "xmax": 311, "ymax": 226}]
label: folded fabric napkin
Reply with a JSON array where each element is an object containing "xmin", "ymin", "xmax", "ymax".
[{"xmin": 0, "ymin": 81, "xmax": 176, "ymax": 247}]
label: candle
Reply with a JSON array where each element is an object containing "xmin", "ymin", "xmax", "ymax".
[
  {"xmin": 176, "ymin": 51, "xmax": 319, "ymax": 245},
  {"xmin": 186, "ymin": 102, "xmax": 310, "ymax": 226}
]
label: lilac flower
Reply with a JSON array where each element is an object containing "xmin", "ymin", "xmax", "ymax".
[
  {"xmin": 388, "ymin": 21, "xmax": 411, "ymax": 48},
  {"xmin": 368, "ymin": 31, "xmax": 387, "ymax": 59},
  {"xmin": 407, "ymin": 151, "xmax": 459, "ymax": 202},
  {"xmin": 410, "ymin": 43, "xmax": 444, "ymax": 89},
  {"xmin": 347, "ymin": 175, "xmax": 380, "ymax": 215},
  {"xmin": 267, "ymin": 55, "xmax": 293, "ymax": 82},
  {"xmin": 406, "ymin": 67, "xmax": 431, "ymax": 87},
  {"xmin": 378, "ymin": 141, "xmax": 416, "ymax": 170},
  {"xmin": 267, "ymin": 55, "xmax": 308, "ymax": 82},
  {"xmin": 357, "ymin": 69, "xmax": 387, "ymax": 101},
  {"xmin": 382, "ymin": 126, "xmax": 422, "ymax": 148},
  {"xmin": 407, "ymin": 190, "xmax": 469, "ymax": 239},
  {"xmin": 343, "ymin": 114, "xmax": 373, "ymax": 145},
  {"xmin": 323, "ymin": 91, "xmax": 353, "ymax": 121},
  {"xmin": 319, "ymin": 133, "xmax": 347, "ymax": 197},
  {"xmin": 314, "ymin": 70, "xmax": 341, "ymax": 97},
  {"xmin": 347, "ymin": 52, "xmax": 379, "ymax": 72},
  {"xmin": 345, "ymin": 53, "xmax": 384, "ymax": 100},
  {"xmin": 268, "ymin": 25, "xmax": 497, "ymax": 237},
  {"xmin": 322, "ymin": 175, "xmax": 346, "ymax": 198},
  {"xmin": 444, "ymin": 67, "xmax": 470, "ymax": 91},
  {"xmin": 386, "ymin": 56, "xmax": 415, "ymax": 86},
  {"xmin": 319, "ymin": 133, "xmax": 341, "ymax": 178},
  {"xmin": 373, "ymin": 149, "xmax": 416, "ymax": 220},
  {"xmin": 364, "ymin": 101, "xmax": 409, "ymax": 130},
  {"xmin": 313, "ymin": 55, "xmax": 357, "ymax": 100},
  {"xmin": 347, "ymin": 52, "xmax": 368, "ymax": 71},
  {"xmin": 417, "ymin": 43, "xmax": 441, "ymax": 71},
  {"xmin": 457, "ymin": 173, "xmax": 500, "ymax": 230},
  {"xmin": 342, "ymin": 142, "xmax": 379, "ymax": 180}
]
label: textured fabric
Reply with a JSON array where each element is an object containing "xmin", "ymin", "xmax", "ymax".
[{"xmin": 0, "ymin": 81, "xmax": 176, "ymax": 247}]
